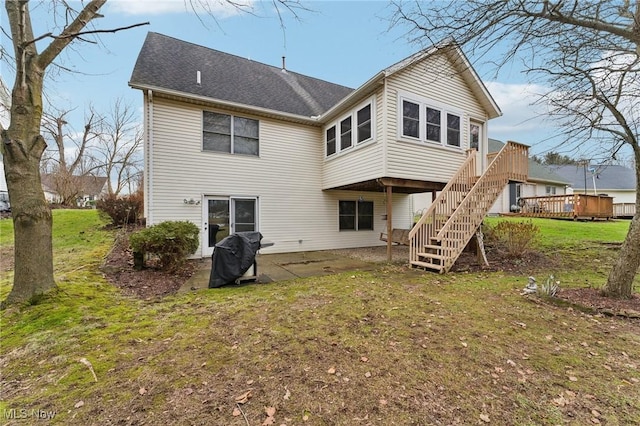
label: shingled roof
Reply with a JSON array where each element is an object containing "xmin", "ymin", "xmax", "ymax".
[
  {"xmin": 549, "ymin": 164, "xmax": 636, "ymax": 191},
  {"xmin": 129, "ymin": 32, "xmax": 355, "ymax": 118}
]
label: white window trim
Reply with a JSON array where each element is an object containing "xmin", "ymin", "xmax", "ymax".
[
  {"xmin": 324, "ymin": 96, "xmax": 376, "ymax": 158},
  {"xmin": 397, "ymin": 91, "xmax": 465, "ymax": 150}
]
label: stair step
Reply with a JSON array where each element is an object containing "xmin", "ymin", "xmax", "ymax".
[
  {"xmin": 411, "ymin": 260, "xmax": 444, "ymax": 272},
  {"xmin": 417, "ymin": 252, "xmax": 447, "ymax": 260},
  {"xmin": 421, "ymin": 244, "xmax": 443, "ymax": 251}
]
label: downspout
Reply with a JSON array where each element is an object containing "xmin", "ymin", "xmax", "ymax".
[{"xmin": 146, "ymin": 89, "xmax": 154, "ymax": 225}]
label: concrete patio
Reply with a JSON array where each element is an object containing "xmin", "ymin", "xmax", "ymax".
[{"xmin": 179, "ymin": 249, "xmax": 387, "ymax": 292}]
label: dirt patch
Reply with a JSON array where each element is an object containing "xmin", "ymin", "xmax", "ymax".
[
  {"xmin": 99, "ymin": 226, "xmax": 205, "ymax": 300},
  {"xmin": 556, "ymin": 287, "xmax": 640, "ymax": 319}
]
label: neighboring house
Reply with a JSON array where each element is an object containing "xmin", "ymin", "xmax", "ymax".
[
  {"xmin": 487, "ymin": 139, "xmax": 569, "ymax": 214},
  {"xmin": 41, "ymin": 173, "xmax": 108, "ymax": 206},
  {"xmin": 550, "ymin": 163, "xmax": 636, "ymax": 217},
  {"xmin": 130, "ymin": 32, "xmax": 521, "ymax": 268}
]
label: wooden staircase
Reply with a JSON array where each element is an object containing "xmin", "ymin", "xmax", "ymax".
[{"xmin": 409, "ymin": 141, "xmax": 529, "ymax": 273}]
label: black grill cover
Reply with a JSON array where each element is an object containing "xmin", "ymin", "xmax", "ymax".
[{"xmin": 208, "ymin": 232, "xmax": 263, "ymax": 288}]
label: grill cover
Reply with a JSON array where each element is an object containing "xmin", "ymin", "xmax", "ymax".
[{"xmin": 208, "ymin": 232, "xmax": 263, "ymax": 288}]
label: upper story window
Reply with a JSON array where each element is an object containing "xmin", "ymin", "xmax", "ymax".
[
  {"xmin": 325, "ymin": 99, "xmax": 374, "ymax": 157},
  {"xmin": 203, "ymin": 111, "xmax": 259, "ymax": 156},
  {"xmin": 340, "ymin": 116, "xmax": 353, "ymax": 150},
  {"xmin": 400, "ymin": 95, "xmax": 462, "ymax": 149}
]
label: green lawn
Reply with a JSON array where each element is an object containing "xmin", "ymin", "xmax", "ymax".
[{"xmin": 1, "ymin": 212, "xmax": 639, "ymax": 425}]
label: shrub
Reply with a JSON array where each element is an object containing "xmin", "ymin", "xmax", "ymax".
[
  {"xmin": 129, "ymin": 221, "xmax": 199, "ymax": 270},
  {"xmin": 97, "ymin": 193, "xmax": 144, "ymax": 226},
  {"xmin": 487, "ymin": 220, "xmax": 539, "ymax": 258}
]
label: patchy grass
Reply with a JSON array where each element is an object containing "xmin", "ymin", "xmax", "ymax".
[{"xmin": 1, "ymin": 212, "xmax": 639, "ymax": 425}]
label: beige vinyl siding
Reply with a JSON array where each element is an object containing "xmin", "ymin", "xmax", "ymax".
[
  {"xmin": 385, "ymin": 54, "xmax": 487, "ymax": 181},
  {"xmin": 148, "ymin": 98, "xmax": 412, "ymax": 256},
  {"xmin": 322, "ymin": 93, "xmax": 384, "ymax": 189}
]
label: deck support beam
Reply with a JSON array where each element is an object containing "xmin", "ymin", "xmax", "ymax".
[{"xmin": 386, "ymin": 185, "xmax": 393, "ymax": 262}]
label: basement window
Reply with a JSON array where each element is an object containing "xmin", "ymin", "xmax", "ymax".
[{"xmin": 339, "ymin": 200, "xmax": 374, "ymax": 231}]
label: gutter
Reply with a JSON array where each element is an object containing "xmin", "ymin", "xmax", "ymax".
[
  {"xmin": 146, "ymin": 89, "xmax": 154, "ymax": 225},
  {"xmin": 130, "ymin": 83, "xmax": 322, "ymax": 125}
]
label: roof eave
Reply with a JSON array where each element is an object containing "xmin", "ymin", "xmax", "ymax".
[
  {"xmin": 128, "ymin": 82, "xmax": 322, "ymax": 125},
  {"xmin": 318, "ymin": 71, "xmax": 385, "ymax": 123}
]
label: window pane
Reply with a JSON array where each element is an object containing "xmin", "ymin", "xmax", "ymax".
[
  {"xmin": 339, "ymin": 216, "xmax": 356, "ymax": 230},
  {"xmin": 426, "ymin": 124, "xmax": 441, "ymax": 142},
  {"xmin": 326, "ymin": 126, "xmax": 336, "ymax": 156},
  {"xmin": 203, "ymin": 111, "xmax": 231, "ymax": 134},
  {"xmin": 403, "ymin": 100, "xmax": 419, "ymax": 119},
  {"xmin": 339, "ymin": 200, "xmax": 356, "ymax": 231},
  {"xmin": 339, "ymin": 200, "xmax": 356, "ymax": 215},
  {"xmin": 402, "ymin": 100, "xmax": 420, "ymax": 138},
  {"xmin": 470, "ymin": 123, "xmax": 480, "ymax": 150},
  {"xmin": 204, "ymin": 132, "xmax": 231, "ymax": 152},
  {"xmin": 234, "ymin": 199, "xmax": 256, "ymax": 232},
  {"xmin": 426, "ymin": 108, "xmax": 441, "ymax": 125},
  {"xmin": 357, "ymin": 201, "xmax": 374, "ymax": 231},
  {"xmin": 357, "ymin": 104, "xmax": 372, "ymax": 143},
  {"xmin": 234, "ymin": 136, "xmax": 259, "ymax": 155},
  {"xmin": 340, "ymin": 117, "xmax": 352, "ymax": 150},
  {"xmin": 447, "ymin": 113, "xmax": 460, "ymax": 147},
  {"xmin": 234, "ymin": 117, "xmax": 259, "ymax": 138}
]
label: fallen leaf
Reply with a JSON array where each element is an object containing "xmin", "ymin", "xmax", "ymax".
[
  {"xmin": 232, "ymin": 407, "xmax": 241, "ymax": 417},
  {"xmin": 327, "ymin": 367, "xmax": 336, "ymax": 374},
  {"xmin": 480, "ymin": 413, "xmax": 490, "ymax": 423},
  {"xmin": 74, "ymin": 400, "xmax": 85, "ymax": 409},
  {"xmin": 506, "ymin": 359, "xmax": 516, "ymax": 367},
  {"xmin": 568, "ymin": 376, "xmax": 578, "ymax": 382},
  {"xmin": 235, "ymin": 390, "xmax": 253, "ymax": 404},
  {"xmin": 365, "ymin": 372, "xmax": 372, "ymax": 378},
  {"xmin": 265, "ymin": 406, "xmax": 276, "ymax": 417},
  {"xmin": 379, "ymin": 399, "xmax": 388, "ymax": 406},
  {"xmin": 139, "ymin": 387, "xmax": 147, "ymax": 395},
  {"xmin": 360, "ymin": 356, "xmax": 369, "ymax": 362},
  {"xmin": 302, "ymin": 414, "xmax": 309, "ymax": 421},
  {"xmin": 283, "ymin": 386, "xmax": 291, "ymax": 400},
  {"xmin": 461, "ymin": 342, "xmax": 468, "ymax": 348},
  {"xmin": 262, "ymin": 416, "xmax": 275, "ymax": 425},
  {"xmin": 553, "ymin": 395, "xmax": 566, "ymax": 407},
  {"xmin": 591, "ymin": 409, "xmax": 601, "ymax": 417}
]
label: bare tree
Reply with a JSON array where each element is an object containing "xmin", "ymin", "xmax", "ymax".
[
  {"xmin": 391, "ymin": 0, "xmax": 640, "ymax": 298},
  {"xmin": 40, "ymin": 107, "xmax": 101, "ymax": 206},
  {"xmin": 92, "ymin": 99, "xmax": 143, "ymax": 197},
  {"xmin": 0, "ymin": 0, "xmax": 305, "ymax": 307}
]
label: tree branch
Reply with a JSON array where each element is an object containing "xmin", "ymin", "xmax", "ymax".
[{"xmin": 25, "ymin": 22, "xmax": 150, "ymax": 48}]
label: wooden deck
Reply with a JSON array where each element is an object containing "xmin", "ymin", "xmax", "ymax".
[
  {"xmin": 516, "ymin": 194, "xmax": 613, "ymax": 220},
  {"xmin": 613, "ymin": 203, "xmax": 636, "ymax": 218}
]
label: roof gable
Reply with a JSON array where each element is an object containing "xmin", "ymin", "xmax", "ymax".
[{"xmin": 129, "ymin": 32, "xmax": 354, "ymax": 118}]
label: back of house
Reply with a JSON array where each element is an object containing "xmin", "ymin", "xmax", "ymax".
[{"xmin": 129, "ymin": 32, "xmax": 503, "ymax": 258}]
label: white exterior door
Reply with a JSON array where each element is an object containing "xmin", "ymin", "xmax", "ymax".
[{"xmin": 203, "ymin": 196, "xmax": 258, "ymax": 257}]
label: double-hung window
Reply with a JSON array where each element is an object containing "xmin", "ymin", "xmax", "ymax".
[
  {"xmin": 203, "ymin": 111, "xmax": 259, "ymax": 156},
  {"xmin": 339, "ymin": 200, "xmax": 374, "ymax": 231},
  {"xmin": 325, "ymin": 99, "xmax": 374, "ymax": 157},
  {"xmin": 400, "ymin": 95, "xmax": 462, "ymax": 149}
]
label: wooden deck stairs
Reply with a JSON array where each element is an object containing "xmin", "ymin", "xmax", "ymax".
[{"xmin": 409, "ymin": 141, "xmax": 529, "ymax": 273}]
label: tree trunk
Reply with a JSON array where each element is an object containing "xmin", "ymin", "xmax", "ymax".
[
  {"xmin": 602, "ymin": 213, "xmax": 640, "ymax": 298},
  {"xmin": 2, "ymin": 146, "xmax": 55, "ymax": 305}
]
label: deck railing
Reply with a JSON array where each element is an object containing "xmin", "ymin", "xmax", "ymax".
[
  {"xmin": 518, "ymin": 194, "xmax": 613, "ymax": 219},
  {"xmin": 613, "ymin": 202, "xmax": 636, "ymax": 218},
  {"xmin": 410, "ymin": 141, "xmax": 529, "ymax": 272}
]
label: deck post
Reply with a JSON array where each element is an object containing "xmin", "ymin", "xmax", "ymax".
[{"xmin": 386, "ymin": 185, "xmax": 393, "ymax": 261}]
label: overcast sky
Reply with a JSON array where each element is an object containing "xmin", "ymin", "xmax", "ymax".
[{"xmin": 1, "ymin": 0, "xmax": 563, "ymax": 156}]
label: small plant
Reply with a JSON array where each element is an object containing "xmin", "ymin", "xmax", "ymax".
[
  {"xmin": 540, "ymin": 274, "xmax": 560, "ymax": 297},
  {"xmin": 488, "ymin": 220, "xmax": 539, "ymax": 258},
  {"xmin": 129, "ymin": 221, "xmax": 199, "ymax": 271},
  {"xmin": 97, "ymin": 193, "xmax": 144, "ymax": 226}
]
